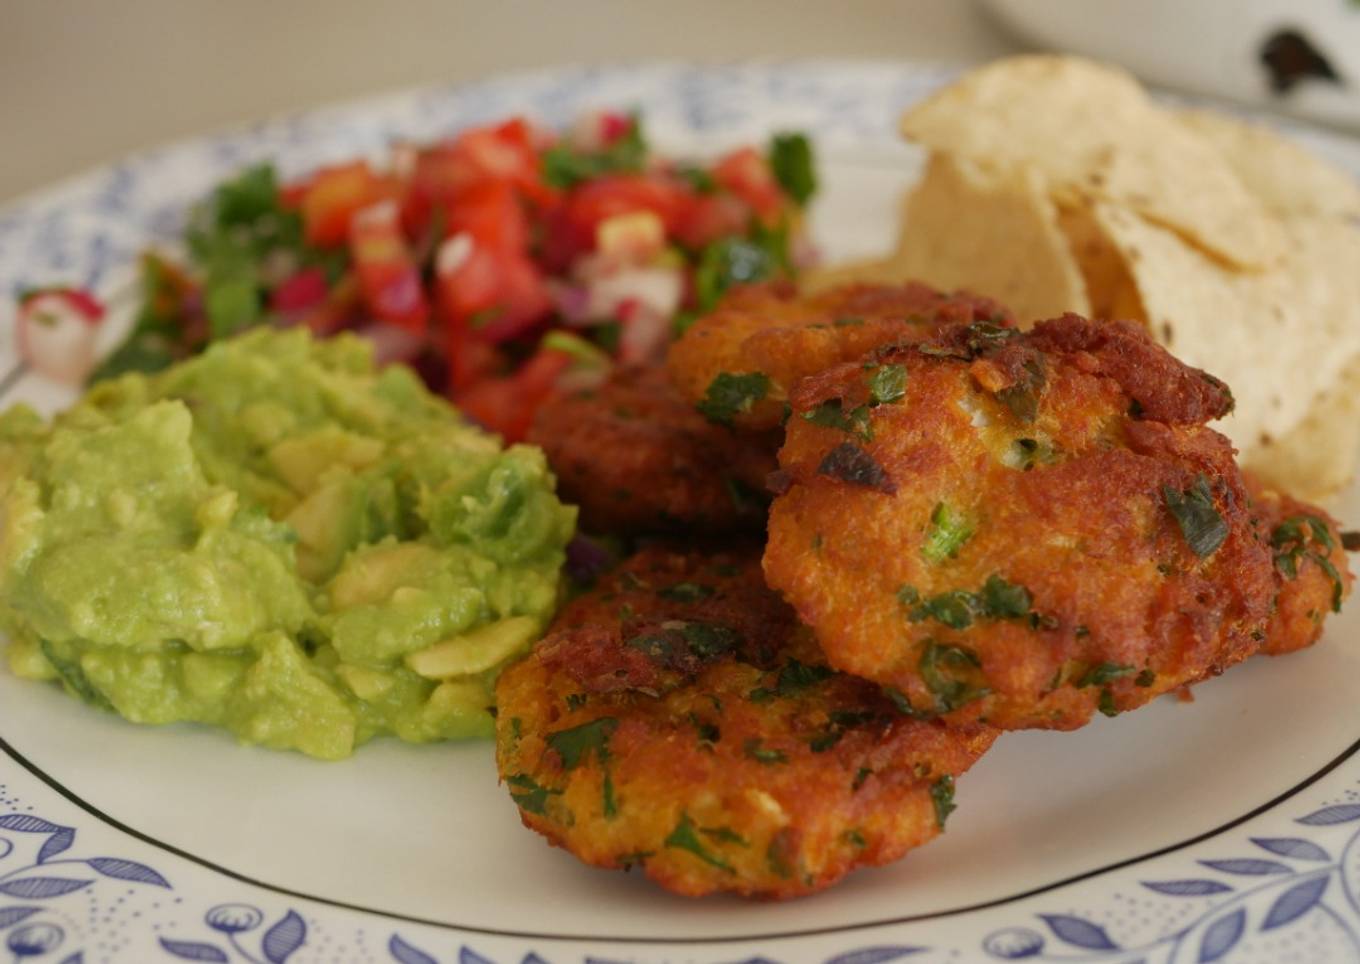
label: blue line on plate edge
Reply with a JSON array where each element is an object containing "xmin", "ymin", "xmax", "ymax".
[{"xmin": 0, "ymin": 730, "xmax": 1356, "ymax": 945}]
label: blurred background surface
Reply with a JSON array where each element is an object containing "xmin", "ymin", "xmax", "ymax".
[
  {"xmin": 0, "ymin": 0, "xmax": 1014, "ymax": 203},
  {"xmin": 4, "ymin": 0, "xmax": 1358, "ymax": 205}
]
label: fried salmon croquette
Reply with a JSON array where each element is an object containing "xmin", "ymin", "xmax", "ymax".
[
  {"xmin": 494, "ymin": 547, "xmax": 997, "ymax": 898},
  {"xmin": 527, "ymin": 366, "xmax": 777, "ymax": 534},
  {"xmin": 764, "ymin": 313, "xmax": 1287, "ymax": 731},
  {"xmin": 666, "ymin": 281, "xmax": 1013, "ymax": 432},
  {"xmin": 1245, "ymin": 475, "xmax": 1354, "ymax": 656}
]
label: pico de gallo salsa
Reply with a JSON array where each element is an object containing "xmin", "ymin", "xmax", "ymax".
[{"xmin": 21, "ymin": 112, "xmax": 818, "ymax": 440}]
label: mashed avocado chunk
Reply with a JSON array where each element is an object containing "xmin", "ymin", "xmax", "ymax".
[{"xmin": 0, "ymin": 329, "xmax": 576, "ymax": 759}]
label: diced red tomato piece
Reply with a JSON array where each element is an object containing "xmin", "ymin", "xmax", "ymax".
[
  {"xmin": 443, "ymin": 180, "xmax": 530, "ymax": 253},
  {"xmin": 542, "ymin": 174, "xmax": 694, "ymax": 267},
  {"xmin": 673, "ymin": 192, "xmax": 753, "ymax": 250},
  {"xmin": 349, "ymin": 200, "xmax": 430, "ymax": 332},
  {"xmin": 452, "ymin": 348, "xmax": 572, "ymax": 442},
  {"xmin": 300, "ymin": 272, "xmax": 361, "ymax": 336},
  {"xmin": 712, "ymin": 147, "xmax": 785, "ymax": 224},
  {"xmin": 435, "ymin": 234, "xmax": 550, "ymax": 344},
  {"xmin": 301, "ymin": 161, "xmax": 391, "ymax": 247}
]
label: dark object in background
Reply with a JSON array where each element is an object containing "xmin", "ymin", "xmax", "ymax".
[{"xmin": 1260, "ymin": 27, "xmax": 1343, "ymax": 94}]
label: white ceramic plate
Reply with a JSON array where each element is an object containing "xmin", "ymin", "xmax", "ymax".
[{"xmin": 2, "ymin": 61, "xmax": 1360, "ymax": 964}]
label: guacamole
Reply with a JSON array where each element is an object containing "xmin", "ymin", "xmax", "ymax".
[{"xmin": 0, "ymin": 329, "xmax": 576, "ymax": 759}]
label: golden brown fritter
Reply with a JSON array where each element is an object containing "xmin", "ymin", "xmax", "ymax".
[
  {"xmin": 667, "ymin": 282, "xmax": 1013, "ymax": 432},
  {"xmin": 763, "ymin": 313, "xmax": 1279, "ymax": 731},
  {"xmin": 1246, "ymin": 475, "xmax": 1353, "ymax": 656},
  {"xmin": 527, "ymin": 366, "xmax": 777, "ymax": 534},
  {"xmin": 494, "ymin": 547, "xmax": 996, "ymax": 898}
]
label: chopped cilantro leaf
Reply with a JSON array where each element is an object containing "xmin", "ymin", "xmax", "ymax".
[
  {"xmin": 844, "ymin": 828, "xmax": 868, "ymax": 848},
  {"xmin": 602, "ymin": 771, "xmax": 618, "ymax": 818},
  {"xmin": 852, "ymin": 767, "xmax": 873, "ymax": 791},
  {"xmin": 911, "ymin": 590, "xmax": 977, "ymax": 630},
  {"xmin": 769, "ymin": 131, "xmax": 818, "ymax": 206},
  {"xmin": 546, "ymin": 717, "xmax": 618, "ymax": 770},
  {"xmin": 701, "ymin": 826, "xmax": 748, "ymax": 846},
  {"xmin": 802, "ymin": 398, "xmax": 873, "ymax": 440},
  {"xmin": 695, "ymin": 237, "xmax": 778, "ymax": 312},
  {"xmin": 1075, "ymin": 663, "xmax": 1135, "ymax": 688},
  {"xmin": 980, "ymin": 575, "xmax": 1032, "ymax": 619},
  {"xmin": 922, "ymin": 502, "xmax": 973, "ymax": 563},
  {"xmin": 995, "ymin": 358, "xmax": 1047, "ymax": 423},
  {"xmin": 744, "ymin": 739, "xmax": 788, "ymax": 765},
  {"xmin": 565, "ymin": 693, "xmax": 587, "ymax": 710},
  {"xmin": 867, "ymin": 364, "xmax": 907, "ymax": 405},
  {"xmin": 1135, "ymin": 669, "xmax": 1156, "ymax": 687},
  {"xmin": 1098, "ymin": 688, "xmax": 1120, "ymax": 717},
  {"xmin": 896, "ymin": 585, "xmax": 921, "ymax": 607},
  {"xmin": 680, "ymin": 622, "xmax": 739, "ymax": 657},
  {"xmin": 930, "ymin": 775, "xmax": 957, "ymax": 829},
  {"xmin": 507, "ymin": 773, "xmax": 562, "ymax": 816},
  {"xmin": 676, "ymin": 165, "xmax": 717, "ymax": 194},
  {"xmin": 665, "ymin": 813, "xmax": 734, "ymax": 872},
  {"xmin": 919, "ymin": 641, "xmax": 989, "ymax": 713},
  {"xmin": 697, "ymin": 371, "xmax": 771, "ymax": 425},
  {"xmin": 541, "ymin": 115, "xmax": 648, "ymax": 189},
  {"xmin": 1163, "ymin": 476, "xmax": 1229, "ymax": 558}
]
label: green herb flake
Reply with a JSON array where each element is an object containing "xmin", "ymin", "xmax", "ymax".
[
  {"xmin": 995, "ymin": 358, "xmax": 1047, "ymax": 423},
  {"xmin": 896, "ymin": 585, "xmax": 921, "ymax": 607},
  {"xmin": 809, "ymin": 730, "xmax": 843, "ymax": 753},
  {"xmin": 743, "ymin": 738, "xmax": 789, "ymax": 765},
  {"xmin": 565, "ymin": 693, "xmax": 587, "ymax": 711},
  {"xmin": 506, "ymin": 773, "xmax": 562, "ymax": 816},
  {"xmin": 930, "ymin": 775, "xmax": 957, "ymax": 829},
  {"xmin": 697, "ymin": 371, "xmax": 771, "ymax": 425},
  {"xmin": 1098, "ymin": 688, "xmax": 1120, "ymax": 717},
  {"xmin": 867, "ymin": 364, "xmax": 908, "ymax": 405},
  {"xmin": 919, "ymin": 641, "xmax": 989, "ymax": 713},
  {"xmin": 979, "ymin": 575, "xmax": 1033, "ymax": 619},
  {"xmin": 695, "ymin": 238, "xmax": 778, "ymax": 312},
  {"xmin": 852, "ymin": 767, "xmax": 873, "ymax": 791},
  {"xmin": 602, "ymin": 771, "xmax": 618, "ymax": 819},
  {"xmin": 664, "ymin": 813, "xmax": 734, "ymax": 872},
  {"xmin": 1135, "ymin": 669, "xmax": 1156, "ymax": 687},
  {"xmin": 680, "ymin": 621, "xmax": 740, "ymax": 658},
  {"xmin": 834, "ymin": 316, "xmax": 865, "ymax": 327},
  {"xmin": 1163, "ymin": 476, "xmax": 1229, "ymax": 558},
  {"xmin": 701, "ymin": 826, "xmax": 749, "ymax": 847},
  {"xmin": 546, "ymin": 717, "xmax": 619, "ymax": 770},
  {"xmin": 769, "ymin": 131, "xmax": 818, "ymax": 206},
  {"xmin": 1075, "ymin": 662, "xmax": 1136, "ymax": 688},
  {"xmin": 802, "ymin": 399, "xmax": 873, "ymax": 441},
  {"xmin": 541, "ymin": 114, "xmax": 649, "ymax": 189},
  {"xmin": 911, "ymin": 590, "xmax": 977, "ymax": 630},
  {"xmin": 922, "ymin": 502, "xmax": 974, "ymax": 563},
  {"xmin": 844, "ymin": 829, "xmax": 868, "ymax": 848}
]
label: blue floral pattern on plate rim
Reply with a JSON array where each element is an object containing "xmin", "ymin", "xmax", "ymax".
[{"xmin": 1, "ymin": 60, "xmax": 1360, "ymax": 963}]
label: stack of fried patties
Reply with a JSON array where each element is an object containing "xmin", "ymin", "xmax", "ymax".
[{"xmin": 495, "ymin": 281, "xmax": 1354, "ymax": 899}]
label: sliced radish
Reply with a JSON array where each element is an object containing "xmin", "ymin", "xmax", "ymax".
[{"xmin": 17, "ymin": 288, "xmax": 104, "ymax": 384}]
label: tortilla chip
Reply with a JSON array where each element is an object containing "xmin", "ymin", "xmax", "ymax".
[
  {"xmin": 1249, "ymin": 356, "xmax": 1360, "ymax": 502},
  {"xmin": 1085, "ymin": 203, "xmax": 1360, "ymax": 469},
  {"xmin": 1055, "ymin": 203, "xmax": 1144, "ymax": 323},
  {"xmin": 1178, "ymin": 110, "xmax": 1360, "ymax": 221},
  {"xmin": 899, "ymin": 56, "xmax": 1284, "ymax": 269},
  {"xmin": 805, "ymin": 155, "xmax": 1088, "ymax": 325}
]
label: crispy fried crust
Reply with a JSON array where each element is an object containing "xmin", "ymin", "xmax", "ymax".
[
  {"xmin": 764, "ymin": 312, "xmax": 1279, "ymax": 730},
  {"xmin": 527, "ymin": 366, "xmax": 777, "ymax": 534},
  {"xmin": 1245, "ymin": 474, "xmax": 1354, "ymax": 656},
  {"xmin": 494, "ymin": 547, "xmax": 996, "ymax": 898},
  {"xmin": 666, "ymin": 282, "xmax": 1013, "ymax": 431}
]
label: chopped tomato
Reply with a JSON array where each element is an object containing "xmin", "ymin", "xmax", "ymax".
[
  {"xmin": 435, "ymin": 234, "xmax": 550, "ymax": 343},
  {"xmin": 673, "ymin": 192, "xmax": 753, "ymax": 250},
  {"xmin": 712, "ymin": 147, "xmax": 785, "ymax": 224},
  {"xmin": 452, "ymin": 348, "xmax": 572, "ymax": 442},
  {"xmin": 270, "ymin": 267, "xmax": 329, "ymax": 316},
  {"xmin": 349, "ymin": 200, "xmax": 430, "ymax": 332},
  {"xmin": 443, "ymin": 179, "xmax": 531, "ymax": 253},
  {"xmin": 301, "ymin": 161, "xmax": 391, "ymax": 247},
  {"xmin": 543, "ymin": 174, "xmax": 694, "ymax": 267},
  {"xmin": 300, "ymin": 272, "xmax": 360, "ymax": 336}
]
